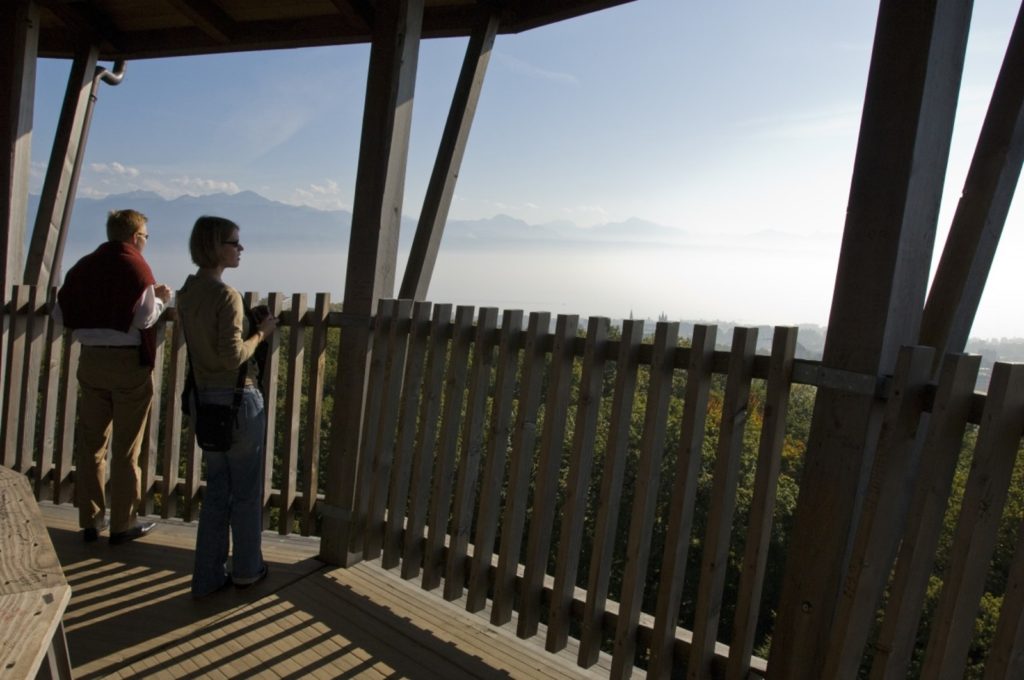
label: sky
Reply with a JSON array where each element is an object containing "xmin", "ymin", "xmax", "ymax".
[{"xmin": 28, "ymin": 0, "xmax": 1023, "ymax": 339}]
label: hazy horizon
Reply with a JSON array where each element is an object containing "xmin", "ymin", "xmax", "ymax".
[{"xmin": 40, "ymin": 189, "xmax": 1021, "ymax": 342}]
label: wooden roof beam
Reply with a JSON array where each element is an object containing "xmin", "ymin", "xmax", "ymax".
[
  {"xmin": 38, "ymin": 0, "xmax": 120, "ymax": 53},
  {"xmin": 327, "ymin": 0, "xmax": 374, "ymax": 33},
  {"xmin": 165, "ymin": 0, "xmax": 237, "ymax": 45}
]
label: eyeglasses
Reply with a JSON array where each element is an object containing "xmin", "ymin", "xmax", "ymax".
[{"xmin": 222, "ymin": 240, "xmax": 241, "ymax": 247}]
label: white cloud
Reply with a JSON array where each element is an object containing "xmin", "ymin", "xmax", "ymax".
[
  {"xmin": 169, "ymin": 175, "xmax": 240, "ymax": 194},
  {"xmin": 309, "ymin": 179, "xmax": 340, "ymax": 196},
  {"xmin": 69, "ymin": 166, "xmax": 241, "ymax": 200},
  {"xmin": 77, "ymin": 186, "xmax": 109, "ymax": 199},
  {"xmin": 89, "ymin": 161, "xmax": 140, "ymax": 177},
  {"xmin": 289, "ymin": 178, "xmax": 349, "ymax": 211}
]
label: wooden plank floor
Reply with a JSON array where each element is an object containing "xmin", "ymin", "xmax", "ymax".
[{"xmin": 41, "ymin": 503, "xmax": 612, "ymax": 679}]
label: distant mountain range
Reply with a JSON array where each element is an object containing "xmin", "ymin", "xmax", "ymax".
[
  {"xmin": 33, "ymin": 190, "xmax": 349, "ymax": 252},
  {"xmin": 30, "ymin": 189, "xmax": 699, "ymax": 254}
]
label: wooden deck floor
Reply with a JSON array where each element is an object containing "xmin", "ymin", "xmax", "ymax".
[{"xmin": 41, "ymin": 503, "xmax": 612, "ymax": 679}]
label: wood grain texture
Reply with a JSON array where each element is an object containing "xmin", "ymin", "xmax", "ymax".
[{"xmin": 0, "ymin": 466, "xmax": 71, "ymax": 678}]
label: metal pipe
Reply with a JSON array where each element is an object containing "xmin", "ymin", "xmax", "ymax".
[{"xmin": 97, "ymin": 59, "xmax": 126, "ymax": 86}]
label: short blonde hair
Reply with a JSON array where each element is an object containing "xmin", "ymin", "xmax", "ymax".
[
  {"xmin": 189, "ymin": 215, "xmax": 239, "ymax": 267},
  {"xmin": 106, "ymin": 209, "xmax": 147, "ymax": 242}
]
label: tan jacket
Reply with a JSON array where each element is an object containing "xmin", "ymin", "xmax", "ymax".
[{"xmin": 176, "ymin": 274, "xmax": 260, "ymax": 389}]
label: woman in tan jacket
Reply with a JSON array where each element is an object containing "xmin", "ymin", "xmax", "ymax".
[{"xmin": 177, "ymin": 215, "xmax": 277, "ymax": 598}]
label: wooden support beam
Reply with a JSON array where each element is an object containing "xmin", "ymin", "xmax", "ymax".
[
  {"xmin": 0, "ymin": 0, "xmax": 38, "ymax": 425},
  {"xmin": 1, "ymin": 0, "xmax": 37, "ymax": 303},
  {"xmin": 920, "ymin": 3, "xmax": 1024, "ymax": 360},
  {"xmin": 768, "ymin": 1, "xmax": 973, "ymax": 677},
  {"xmin": 23, "ymin": 44, "xmax": 98, "ymax": 290},
  {"xmin": 400, "ymin": 9, "xmax": 499, "ymax": 300},
  {"xmin": 320, "ymin": 0, "xmax": 424, "ymax": 567}
]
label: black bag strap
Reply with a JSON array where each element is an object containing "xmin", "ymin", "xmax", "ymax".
[{"xmin": 180, "ymin": 318, "xmax": 248, "ymax": 415}]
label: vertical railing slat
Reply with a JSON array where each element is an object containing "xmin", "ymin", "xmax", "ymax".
[
  {"xmin": 869, "ymin": 353, "xmax": 980, "ymax": 680},
  {"xmin": 920, "ymin": 362, "xmax": 1024, "ymax": 678},
  {"xmin": 466, "ymin": 308, "xmax": 523, "ymax": 611},
  {"xmin": 546, "ymin": 316, "xmax": 609, "ymax": 652},
  {"xmin": 401, "ymin": 303, "xmax": 452, "ymax": 579},
  {"xmin": 422, "ymin": 305, "xmax": 475, "ymax": 591},
  {"xmin": 258, "ymin": 291, "xmax": 283, "ymax": 527},
  {"xmin": 383, "ymin": 300, "xmax": 433, "ymax": 568},
  {"xmin": 280, "ymin": 293, "xmax": 307, "ymax": 535},
  {"xmin": 52, "ymin": 334, "xmax": 79, "ymax": 505},
  {"xmin": 35, "ymin": 288, "xmax": 64, "ymax": 501},
  {"xmin": 182, "ymin": 311, "xmax": 204, "ymax": 519},
  {"xmin": 160, "ymin": 315, "xmax": 186, "ymax": 519},
  {"xmin": 610, "ymin": 321, "xmax": 679, "ymax": 679},
  {"xmin": 366, "ymin": 299, "xmax": 415, "ymax": 559},
  {"xmin": 688, "ymin": 327, "xmax": 759, "ymax": 679},
  {"xmin": 492, "ymin": 311, "xmax": 551, "ymax": 626},
  {"xmin": 140, "ymin": 316, "xmax": 168, "ymax": 515},
  {"xmin": 647, "ymin": 324, "xmax": 718, "ymax": 678},
  {"xmin": 726, "ymin": 326, "xmax": 798, "ymax": 680},
  {"xmin": 578, "ymin": 318, "xmax": 644, "ymax": 668},
  {"xmin": 518, "ymin": 313, "xmax": 579, "ymax": 638},
  {"xmin": 182, "ymin": 434, "xmax": 201, "ymax": 522},
  {"xmin": 2, "ymin": 286, "xmax": 29, "ymax": 469},
  {"xmin": 444, "ymin": 307, "xmax": 499, "ymax": 600},
  {"xmin": 986, "ymin": 512, "xmax": 1024, "ymax": 680},
  {"xmin": 300, "ymin": 292, "xmax": 330, "ymax": 536},
  {"xmin": 15, "ymin": 285, "xmax": 45, "ymax": 475}
]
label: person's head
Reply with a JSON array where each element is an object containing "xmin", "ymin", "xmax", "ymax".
[
  {"xmin": 189, "ymin": 215, "xmax": 243, "ymax": 269},
  {"xmin": 107, "ymin": 209, "xmax": 149, "ymax": 251}
]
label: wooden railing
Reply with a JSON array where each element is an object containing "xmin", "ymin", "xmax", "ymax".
[{"xmin": 3, "ymin": 285, "xmax": 1023, "ymax": 678}]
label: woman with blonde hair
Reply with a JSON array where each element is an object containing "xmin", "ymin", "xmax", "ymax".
[{"xmin": 177, "ymin": 215, "xmax": 277, "ymax": 598}]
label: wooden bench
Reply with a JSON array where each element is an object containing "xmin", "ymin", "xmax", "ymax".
[{"xmin": 0, "ymin": 465, "xmax": 72, "ymax": 679}]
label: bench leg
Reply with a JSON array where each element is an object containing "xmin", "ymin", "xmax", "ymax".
[{"xmin": 42, "ymin": 622, "xmax": 73, "ymax": 680}]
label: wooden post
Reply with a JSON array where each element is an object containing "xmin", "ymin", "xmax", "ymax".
[
  {"xmin": 0, "ymin": 0, "xmax": 38, "ymax": 423},
  {"xmin": 320, "ymin": 0, "xmax": 424, "ymax": 566},
  {"xmin": 23, "ymin": 44, "xmax": 98, "ymax": 291},
  {"xmin": 919, "ymin": 3, "xmax": 1024, "ymax": 361},
  {"xmin": 821, "ymin": 345, "xmax": 934, "ymax": 680},
  {"xmin": 768, "ymin": 1, "xmax": 973, "ymax": 676},
  {"xmin": 399, "ymin": 9, "xmax": 499, "ymax": 300}
]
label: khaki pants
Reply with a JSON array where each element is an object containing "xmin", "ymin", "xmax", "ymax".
[{"xmin": 75, "ymin": 346, "xmax": 153, "ymax": 534}]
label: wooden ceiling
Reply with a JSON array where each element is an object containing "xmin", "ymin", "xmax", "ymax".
[{"xmin": 35, "ymin": 0, "xmax": 635, "ymax": 60}]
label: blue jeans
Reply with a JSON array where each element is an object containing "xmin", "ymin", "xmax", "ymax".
[{"xmin": 191, "ymin": 386, "xmax": 266, "ymax": 597}]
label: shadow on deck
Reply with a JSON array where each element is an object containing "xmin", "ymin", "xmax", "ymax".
[{"xmin": 41, "ymin": 503, "xmax": 609, "ymax": 679}]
